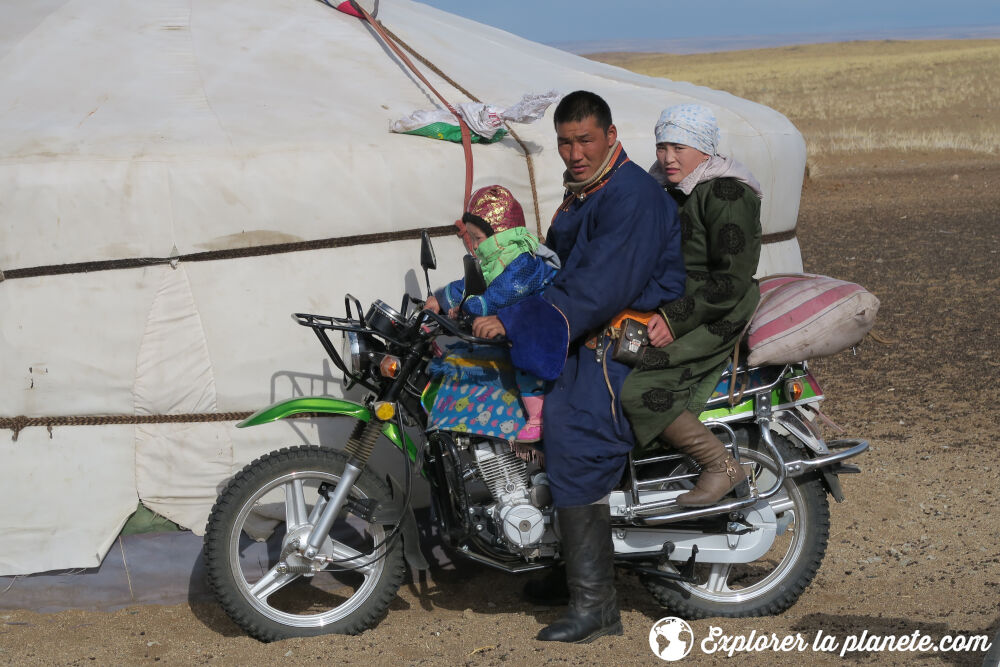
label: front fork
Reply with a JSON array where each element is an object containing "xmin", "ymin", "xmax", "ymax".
[{"xmin": 302, "ymin": 420, "xmax": 382, "ymax": 559}]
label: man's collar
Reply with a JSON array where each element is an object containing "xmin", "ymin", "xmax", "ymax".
[{"xmin": 562, "ymin": 142, "xmax": 624, "ymax": 195}]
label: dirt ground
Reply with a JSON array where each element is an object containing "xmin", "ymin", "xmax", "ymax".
[{"xmin": 2, "ymin": 154, "xmax": 998, "ymax": 665}]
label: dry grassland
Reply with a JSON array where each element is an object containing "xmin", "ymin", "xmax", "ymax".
[{"xmin": 590, "ymin": 40, "xmax": 1000, "ymax": 172}]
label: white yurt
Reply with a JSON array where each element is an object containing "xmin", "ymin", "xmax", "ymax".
[{"xmin": 0, "ymin": 0, "xmax": 805, "ymax": 583}]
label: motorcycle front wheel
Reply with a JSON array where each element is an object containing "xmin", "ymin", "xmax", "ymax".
[
  {"xmin": 203, "ymin": 446, "xmax": 405, "ymax": 642},
  {"xmin": 641, "ymin": 433, "xmax": 831, "ymax": 618}
]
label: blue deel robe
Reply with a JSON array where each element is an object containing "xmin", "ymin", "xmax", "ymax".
[
  {"xmin": 435, "ymin": 252, "xmax": 558, "ymax": 399},
  {"xmin": 436, "ymin": 252, "xmax": 558, "ymax": 317},
  {"xmin": 498, "ymin": 146, "xmax": 685, "ymax": 507}
]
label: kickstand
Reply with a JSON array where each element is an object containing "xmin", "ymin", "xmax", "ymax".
[
  {"xmin": 677, "ymin": 544, "xmax": 699, "ymax": 581},
  {"xmin": 622, "ymin": 543, "xmax": 699, "ymax": 585}
]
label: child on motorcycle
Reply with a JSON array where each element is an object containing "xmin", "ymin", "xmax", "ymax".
[{"xmin": 424, "ymin": 184, "xmax": 559, "ymax": 443}]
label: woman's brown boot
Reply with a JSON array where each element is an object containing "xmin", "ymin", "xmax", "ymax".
[{"xmin": 660, "ymin": 410, "xmax": 748, "ymax": 507}]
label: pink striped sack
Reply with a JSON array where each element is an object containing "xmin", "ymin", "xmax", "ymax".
[{"xmin": 746, "ymin": 274, "xmax": 880, "ymax": 365}]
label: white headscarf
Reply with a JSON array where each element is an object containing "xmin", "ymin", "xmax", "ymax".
[
  {"xmin": 649, "ymin": 155, "xmax": 763, "ymax": 198},
  {"xmin": 654, "ymin": 104, "xmax": 720, "ymax": 156},
  {"xmin": 651, "ymin": 103, "xmax": 763, "ymax": 198}
]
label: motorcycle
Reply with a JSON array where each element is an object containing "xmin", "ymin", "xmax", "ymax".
[{"xmin": 203, "ymin": 231, "xmax": 869, "ymax": 641}]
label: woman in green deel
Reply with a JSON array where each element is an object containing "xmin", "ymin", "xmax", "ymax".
[{"xmin": 622, "ymin": 104, "xmax": 763, "ymax": 507}]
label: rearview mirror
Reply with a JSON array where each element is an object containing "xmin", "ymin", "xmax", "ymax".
[
  {"xmin": 463, "ymin": 254, "xmax": 487, "ymax": 297},
  {"xmin": 420, "ymin": 230, "xmax": 436, "ymax": 297},
  {"xmin": 420, "ymin": 230, "xmax": 437, "ymax": 271}
]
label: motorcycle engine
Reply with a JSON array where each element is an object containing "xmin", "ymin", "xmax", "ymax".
[{"xmin": 471, "ymin": 441, "xmax": 555, "ymax": 557}]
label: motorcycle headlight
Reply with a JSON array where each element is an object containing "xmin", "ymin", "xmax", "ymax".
[{"xmin": 341, "ymin": 331, "xmax": 367, "ymax": 379}]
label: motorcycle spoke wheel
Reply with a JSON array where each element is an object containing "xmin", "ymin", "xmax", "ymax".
[
  {"xmin": 642, "ymin": 435, "xmax": 831, "ymax": 618},
  {"xmin": 703, "ymin": 563, "xmax": 734, "ymax": 594},
  {"xmin": 248, "ymin": 566, "xmax": 300, "ymax": 601},
  {"xmin": 204, "ymin": 446, "xmax": 405, "ymax": 641}
]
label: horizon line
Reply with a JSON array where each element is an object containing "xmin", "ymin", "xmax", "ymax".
[{"xmin": 550, "ymin": 24, "xmax": 1000, "ymax": 55}]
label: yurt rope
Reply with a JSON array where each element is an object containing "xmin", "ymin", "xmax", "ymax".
[
  {"xmin": 340, "ymin": 1, "xmax": 477, "ymax": 253},
  {"xmin": 374, "ymin": 23, "xmax": 544, "ymax": 240},
  {"xmin": 0, "ymin": 226, "xmax": 797, "ymax": 281},
  {"xmin": 0, "ymin": 413, "xmax": 251, "ymax": 442},
  {"xmin": 763, "ymin": 229, "xmax": 797, "ymax": 244},
  {"xmin": 0, "ymin": 5, "xmax": 796, "ymax": 285},
  {"xmin": 0, "ymin": 225, "xmax": 458, "ymax": 280},
  {"xmin": 0, "ymin": 411, "xmax": 364, "ymax": 442}
]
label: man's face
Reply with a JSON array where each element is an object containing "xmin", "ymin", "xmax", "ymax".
[{"xmin": 556, "ymin": 116, "xmax": 617, "ymax": 183}]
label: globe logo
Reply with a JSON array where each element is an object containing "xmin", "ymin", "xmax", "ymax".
[{"xmin": 648, "ymin": 616, "xmax": 694, "ymax": 661}]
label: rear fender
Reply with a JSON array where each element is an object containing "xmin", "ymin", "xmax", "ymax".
[{"xmin": 771, "ymin": 409, "xmax": 851, "ymax": 503}]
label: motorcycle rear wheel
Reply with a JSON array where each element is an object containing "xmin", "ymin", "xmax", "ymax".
[
  {"xmin": 203, "ymin": 446, "xmax": 405, "ymax": 641},
  {"xmin": 641, "ymin": 434, "xmax": 830, "ymax": 618}
]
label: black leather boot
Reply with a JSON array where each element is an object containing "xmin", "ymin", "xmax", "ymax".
[
  {"xmin": 536, "ymin": 504, "xmax": 623, "ymax": 643},
  {"xmin": 523, "ymin": 564, "xmax": 569, "ymax": 606}
]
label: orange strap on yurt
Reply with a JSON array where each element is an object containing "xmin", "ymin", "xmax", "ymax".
[{"xmin": 333, "ymin": 0, "xmax": 476, "ymax": 252}]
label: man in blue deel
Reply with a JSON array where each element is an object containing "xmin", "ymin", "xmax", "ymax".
[{"xmin": 473, "ymin": 90, "xmax": 685, "ymax": 643}]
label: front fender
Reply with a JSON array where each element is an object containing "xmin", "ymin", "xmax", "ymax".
[{"xmin": 237, "ymin": 397, "xmax": 418, "ymax": 462}]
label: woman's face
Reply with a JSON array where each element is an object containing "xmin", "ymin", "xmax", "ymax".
[{"xmin": 656, "ymin": 142, "xmax": 711, "ymax": 184}]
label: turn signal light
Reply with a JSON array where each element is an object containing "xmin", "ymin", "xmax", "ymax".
[
  {"xmin": 784, "ymin": 379, "xmax": 804, "ymax": 402},
  {"xmin": 373, "ymin": 401, "xmax": 396, "ymax": 421},
  {"xmin": 379, "ymin": 356, "xmax": 401, "ymax": 378}
]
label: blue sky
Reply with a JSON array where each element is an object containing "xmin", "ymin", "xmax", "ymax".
[{"xmin": 414, "ymin": 1, "xmax": 1000, "ymax": 52}]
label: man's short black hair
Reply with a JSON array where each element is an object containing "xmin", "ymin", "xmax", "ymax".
[{"xmin": 553, "ymin": 91, "xmax": 613, "ymax": 132}]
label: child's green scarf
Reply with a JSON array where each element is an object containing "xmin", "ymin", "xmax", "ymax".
[{"xmin": 475, "ymin": 227, "xmax": 539, "ymax": 285}]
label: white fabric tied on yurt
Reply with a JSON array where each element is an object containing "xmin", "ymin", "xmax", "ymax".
[{"xmin": 0, "ymin": 0, "xmax": 805, "ymax": 576}]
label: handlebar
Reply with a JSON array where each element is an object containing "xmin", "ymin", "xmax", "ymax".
[
  {"xmin": 291, "ymin": 306, "xmax": 510, "ymax": 349},
  {"xmin": 419, "ymin": 310, "xmax": 510, "ymax": 347}
]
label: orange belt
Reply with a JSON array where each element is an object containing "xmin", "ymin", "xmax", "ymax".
[
  {"xmin": 610, "ymin": 309, "xmax": 657, "ymax": 329},
  {"xmin": 585, "ymin": 309, "xmax": 657, "ymax": 349}
]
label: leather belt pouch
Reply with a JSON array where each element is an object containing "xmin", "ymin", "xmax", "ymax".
[{"xmin": 610, "ymin": 318, "xmax": 650, "ymax": 366}]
